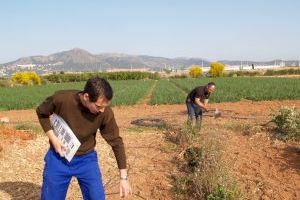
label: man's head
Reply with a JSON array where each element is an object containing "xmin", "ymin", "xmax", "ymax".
[
  {"xmin": 81, "ymin": 77, "xmax": 113, "ymax": 114},
  {"xmin": 206, "ymin": 82, "xmax": 216, "ymax": 93}
]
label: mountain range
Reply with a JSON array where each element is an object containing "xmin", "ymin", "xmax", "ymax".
[{"xmin": 0, "ymin": 48, "xmax": 299, "ymax": 76}]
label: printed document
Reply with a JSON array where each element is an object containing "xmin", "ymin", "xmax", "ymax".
[{"xmin": 50, "ymin": 114, "xmax": 81, "ymax": 162}]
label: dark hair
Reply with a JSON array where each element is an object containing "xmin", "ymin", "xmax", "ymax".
[
  {"xmin": 83, "ymin": 77, "xmax": 113, "ymax": 102},
  {"xmin": 207, "ymin": 82, "xmax": 216, "ymax": 87}
]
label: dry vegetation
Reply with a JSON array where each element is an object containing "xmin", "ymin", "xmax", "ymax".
[{"xmin": 0, "ymin": 100, "xmax": 299, "ymax": 200}]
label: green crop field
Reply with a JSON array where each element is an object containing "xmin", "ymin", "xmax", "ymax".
[
  {"xmin": 0, "ymin": 77, "xmax": 299, "ymax": 110},
  {"xmin": 112, "ymin": 80, "xmax": 155, "ymax": 105},
  {"xmin": 170, "ymin": 77, "xmax": 300, "ymax": 103},
  {"xmin": 150, "ymin": 79, "xmax": 186, "ymax": 105},
  {"xmin": 0, "ymin": 80, "xmax": 155, "ymax": 110}
]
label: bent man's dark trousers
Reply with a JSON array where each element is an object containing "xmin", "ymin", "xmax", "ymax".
[{"xmin": 186, "ymin": 100, "xmax": 202, "ymax": 127}]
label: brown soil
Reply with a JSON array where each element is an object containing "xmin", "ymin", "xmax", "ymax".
[
  {"xmin": 0, "ymin": 125, "xmax": 35, "ymax": 156},
  {"xmin": 0, "ymin": 100, "xmax": 299, "ymax": 200}
]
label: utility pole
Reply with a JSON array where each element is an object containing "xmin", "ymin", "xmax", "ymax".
[{"xmin": 240, "ymin": 61, "xmax": 243, "ymax": 70}]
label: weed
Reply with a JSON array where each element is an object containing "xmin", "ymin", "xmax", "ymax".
[
  {"xmin": 271, "ymin": 106, "xmax": 300, "ymax": 141},
  {"xmin": 171, "ymin": 126, "xmax": 242, "ymax": 200},
  {"xmin": 224, "ymin": 121, "xmax": 262, "ymax": 136},
  {"xmin": 243, "ymin": 124, "xmax": 263, "ymax": 136},
  {"xmin": 207, "ymin": 184, "xmax": 240, "ymax": 200}
]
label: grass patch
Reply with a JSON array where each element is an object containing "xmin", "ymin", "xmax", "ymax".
[
  {"xmin": 130, "ymin": 118, "xmax": 168, "ymax": 129},
  {"xmin": 223, "ymin": 121, "xmax": 263, "ymax": 136},
  {"xmin": 127, "ymin": 126, "xmax": 147, "ymax": 133},
  {"xmin": 14, "ymin": 122, "xmax": 44, "ymax": 134}
]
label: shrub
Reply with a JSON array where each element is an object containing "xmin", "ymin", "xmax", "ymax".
[
  {"xmin": 272, "ymin": 106, "xmax": 300, "ymax": 141},
  {"xmin": 170, "ymin": 74, "xmax": 188, "ymax": 79},
  {"xmin": 264, "ymin": 68, "xmax": 300, "ymax": 76},
  {"xmin": 43, "ymin": 71, "xmax": 160, "ymax": 83},
  {"xmin": 189, "ymin": 65, "xmax": 203, "ymax": 78},
  {"xmin": 11, "ymin": 71, "xmax": 41, "ymax": 85},
  {"xmin": 0, "ymin": 79, "xmax": 12, "ymax": 87},
  {"xmin": 226, "ymin": 70, "xmax": 261, "ymax": 77},
  {"xmin": 209, "ymin": 62, "xmax": 225, "ymax": 77}
]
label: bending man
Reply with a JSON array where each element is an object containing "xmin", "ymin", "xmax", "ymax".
[
  {"xmin": 186, "ymin": 82, "xmax": 216, "ymax": 128},
  {"xmin": 36, "ymin": 77, "xmax": 132, "ymax": 200}
]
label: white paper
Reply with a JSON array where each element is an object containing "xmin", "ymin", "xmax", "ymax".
[{"xmin": 50, "ymin": 114, "xmax": 81, "ymax": 162}]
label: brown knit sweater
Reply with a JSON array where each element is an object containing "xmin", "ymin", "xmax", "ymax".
[{"xmin": 36, "ymin": 90, "xmax": 126, "ymax": 169}]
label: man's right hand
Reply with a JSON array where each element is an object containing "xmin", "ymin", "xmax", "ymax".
[
  {"xmin": 46, "ymin": 130, "xmax": 66, "ymax": 157},
  {"xmin": 195, "ymin": 98, "xmax": 208, "ymax": 112},
  {"xmin": 202, "ymin": 107, "xmax": 209, "ymax": 112}
]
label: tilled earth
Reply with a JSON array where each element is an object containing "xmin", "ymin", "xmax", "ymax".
[{"xmin": 0, "ymin": 100, "xmax": 299, "ymax": 200}]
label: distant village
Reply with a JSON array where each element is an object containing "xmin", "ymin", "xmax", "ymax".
[{"xmin": 1, "ymin": 60, "xmax": 299, "ymax": 78}]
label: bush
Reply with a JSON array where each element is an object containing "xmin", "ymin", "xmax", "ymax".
[
  {"xmin": 170, "ymin": 74, "xmax": 188, "ymax": 79},
  {"xmin": 226, "ymin": 70, "xmax": 261, "ymax": 77},
  {"xmin": 264, "ymin": 68, "xmax": 300, "ymax": 76},
  {"xmin": 189, "ymin": 65, "xmax": 203, "ymax": 78},
  {"xmin": 43, "ymin": 71, "xmax": 160, "ymax": 83},
  {"xmin": 0, "ymin": 79, "xmax": 12, "ymax": 87},
  {"xmin": 11, "ymin": 71, "xmax": 41, "ymax": 85},
  {"xmin": 272, "ymin": 106, "xmax": 300, "ymax": 141},
  {"xmin": 209, "ymin": 62, "xmax": 225, "ymax": 77}
]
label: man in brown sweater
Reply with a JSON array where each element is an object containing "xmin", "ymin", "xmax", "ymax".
[{"xmin": 37, "ymin": 77, "xmax": 131, "ymax": 200}]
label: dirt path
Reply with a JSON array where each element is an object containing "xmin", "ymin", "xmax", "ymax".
[
  {"xmin": 0, "ymin": 100, "xmax": 299, "ymax": 200},
  {"xmin": 137, "ymin": 80, "xmax": 158, "ymax": 105}
]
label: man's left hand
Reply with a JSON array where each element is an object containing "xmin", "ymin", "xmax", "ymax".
[{"xmin": 120, "ymin": 179, "xmax": 132, "ymax": 198}]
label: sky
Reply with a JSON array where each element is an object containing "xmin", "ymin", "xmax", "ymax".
[{"xmin": 0, "ymin": 0, "xmax": 299, "ymax": 63}]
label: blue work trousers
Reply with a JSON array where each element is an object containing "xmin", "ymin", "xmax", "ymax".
[{"xmin": 41, "ymin": 148, "xmax": 105, "ymax": 200}]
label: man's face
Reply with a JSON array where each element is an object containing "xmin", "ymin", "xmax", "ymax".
[
  {"xmin": 84, "ymin": 94, "xmax": 111, "ymax": 114},
  {"xmin": 207, "ymin": 85, "xmax": 216, "ymax": 93}
]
